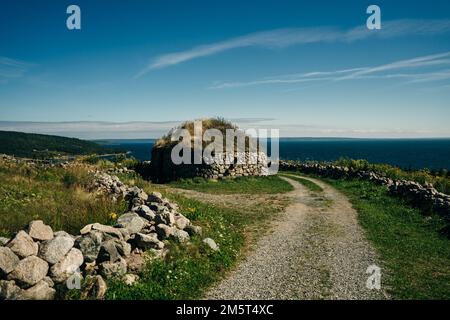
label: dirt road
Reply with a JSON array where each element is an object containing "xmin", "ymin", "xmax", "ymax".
[{"xmin": 205, "ymin": 175, "xmax": 388, "ymax": 300}]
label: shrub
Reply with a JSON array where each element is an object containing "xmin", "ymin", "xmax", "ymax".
[{"xmin": 62, "ymin": 172, "xmax": 78, "ymax": 188}]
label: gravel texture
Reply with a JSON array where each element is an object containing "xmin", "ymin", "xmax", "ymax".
[{"xmin": 205, "ymin": 176, "xmax": 389, "ymax": 300}]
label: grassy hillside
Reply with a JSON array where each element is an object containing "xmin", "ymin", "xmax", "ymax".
[{"xmin": 0, "ymin": 130, "xmax": 121, "ymax": 158}]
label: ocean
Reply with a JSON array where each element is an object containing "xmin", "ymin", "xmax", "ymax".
[{"xmin": 96, "ymin": 138, "xmax": 450, "ymax": 171}]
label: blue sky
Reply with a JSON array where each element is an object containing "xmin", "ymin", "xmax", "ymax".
[{"xmin": 1, "ymin": 0, "xmax": 450, "ymax": 138}]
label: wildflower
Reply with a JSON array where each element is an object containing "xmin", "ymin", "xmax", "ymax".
[{"xmin": 109, "ymin": 212, "xmax": 118, "ymax": 220}]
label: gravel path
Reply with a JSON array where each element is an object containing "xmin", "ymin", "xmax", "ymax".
[{"xmin": 205, "ymin": 175, "xmax": 389, "ymax": 300}]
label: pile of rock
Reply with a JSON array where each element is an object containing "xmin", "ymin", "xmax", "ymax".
[
  {"xmin": 106, "ymin": 166, "xmax": 133, "ymax": 175},
  {"xmin": 0, "ymin": 221, "xmax": 79, "ymax": 300},
  {"xmin": 91, "ymin": 171, "xmax": 129, "ymax": 201},
  {"xmin": 280, "ymin": 160, "xmax": 450, "ymax": 218},
  {"xmin": 1, "ymin": 174, "xmax": 207, "ymax": 300},
  {"xmin": 389, "ymin": 180, "xmax": 450, "ymax": 215},
  {"xmin": 0, "ymin": 154, "xmax": 71, "ymax": 168}
]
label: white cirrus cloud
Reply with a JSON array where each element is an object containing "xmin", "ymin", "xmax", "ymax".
[
  {"xmin": 136, "ymin": 19, "xmax": 450, "ymax": 77},
  {"xmin": 210, "ymin": 51, "xmax": 450, "ymax": 89},
  {"xmin": 0, "ymin": 56, "xmax": 35, "ymax": 83}
]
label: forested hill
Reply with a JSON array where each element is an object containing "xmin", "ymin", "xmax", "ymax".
[{"xmin": 0, "ymin": 131, "xmax": 122, "ymax": 158}]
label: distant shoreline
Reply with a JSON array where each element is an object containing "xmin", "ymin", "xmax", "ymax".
[
  {"xmin": 93, "ymin": 137, "xmax": 450, "ymax": 142},
  {"xmin": 98, "ymin": 138, "xmax": 450, "ymax": 171}
]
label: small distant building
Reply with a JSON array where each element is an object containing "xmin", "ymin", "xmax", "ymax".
[{"xmin": 143, "ymin": 118, "xmax": 269, "ymax": 182}]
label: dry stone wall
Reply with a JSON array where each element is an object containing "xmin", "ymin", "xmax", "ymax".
[{"xmin": 280, "ymin": 160, "xmax": 450, "ymax": 218}]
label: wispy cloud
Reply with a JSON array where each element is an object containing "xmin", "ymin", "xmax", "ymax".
[
  {"xmin": 0, "ymin": 56, "xmax": 34, "ymax": 83},
  {"xmin": 344, "ymin": 19, "xmax": 450, "ymax": 41},
  {"xmin": 210, "ymin": 51, "xmax": 450, "ymax": 89},
  {"xmin": 0, "ymin": 118, "xmax": 275, "ymax": 139},
  {"xmin": 1, "ymin": 120, "xmax": 447, "ymax": 139},
  {"xmin": 135, "ymin": 27, "xmax": 339, "ymax": 77},
  {"xmin": 136, "ymin": 19, "xmax": 450, "ymax": 77},
  {"xmin": 337, "ymin": 51, "xmax": 450, "ymax": 80}
]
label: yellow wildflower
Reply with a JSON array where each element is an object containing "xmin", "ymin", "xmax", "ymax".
[{"xmin": 109, "ymin": 212, "xmax": 118, "ymax": 220}]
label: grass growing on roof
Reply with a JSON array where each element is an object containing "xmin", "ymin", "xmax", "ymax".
[{"xmin": 154, "ymin": 117, "xmax": 237, "ymax": 149}]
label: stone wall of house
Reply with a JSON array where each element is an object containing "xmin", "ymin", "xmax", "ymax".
[
  {"xmin": 280, "ymin": 160, "xmax": 450, "ymax": 218},
  {"xmin": 146, "ymin": 148, "xmax": 269, "ymax": 182}
]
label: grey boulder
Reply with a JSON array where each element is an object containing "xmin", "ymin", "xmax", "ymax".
[
  {"xmin": 91, "ymin": 223, "xmax": 123, "ymax": 240},
  {"xmin": 155, "ymin": 211, "xmax": 175, "ymax": 226},
  {"xmin": 0, "ymin": 237, "xmax": 10, "ymax": 246},
  {"xmin": 116, "ymin": 212, "xmax": 145, "ymax": 234},
  {"xmin": 42, "ymin": 276, "xmax": 54, "ymax": 288},
  {"xmin": 0, "ymin": 247, "xmax": 20, "ymax": 275},
  {"xmin": 148, "ymin": 203, "xmax": 167, "ymax": 213},
  {"xmin": 172, "ymin": 229, "xmax": 190, "ymax": 243},
  {"xmin": 50, "ymin": 248, "xmax": 84, "ymax": 283},
  {"xmin": 8, "ymin": 256, "xmax": 49, "ymax": 286},
  {"xmin": 185, "ymin": 224, "xmax": 202, "ymax": 236},
  {"xmin": 115, "ymin": 240, "xmax": 131, "ymax": 257},
  {"xmin": 155, "ymin": 223, "xmax": 174, "ymax": 239},
  {"xmin": 202, "ymin": 238, "xmax": 219, "ymax": 251},
  {"xmin": 75, "ymin": 231, "xmax": 103, "ymax": 263},
  {"xmin": 124, "ymin": 252, "xmax": 146, "ymax": 273},
  {"xmin": 134, "ymin": 205, "xmax": 156, "ymax": 221},
  {"xmin": 97, "ymin": 240, "xmax": 120, "ymax": 263},
  {"xmin": 97, "ymin": 238, "xmax": 131, "ymax": 264},
  {"xmin": 0, "ymin": 280, "xmax": 22, "ymax": 300},
  {"xmin": 16, "ymin": 280, "xmax": 56, "ymax": 300},
  {"xmin": 80, "ymin": 224, "xmax": 93, "ymax": 235},
  {"xmin": 6, "ymin": 231, "xmax": 39, "ymax": 258},
  {"xmin": 53, "ymin": 231, "xmax": 73, "ymax": 238},
  {"xmin": 95, "ymin": 275, "xmax": 107, "ymax": 299},
  {"xmin": 83, "ymin": 275, "xmax": 107, "ymax": 299},
  {"xmin": 147, "ymin": 191, "xmax": 163, "ymax": 203},
  {"xmin": 122, "ymin": 273, "xmax": 139, "ymax": 286},
  {"xmin": 99, "ymin": 258, "xmax": 127, "ymax": 278},
  {"xmin": 127, "ymin": 186, "xmax": 148, "ymax": 202},
  {"xmin": 174, "ymin": 215, "xmax": 190, "ymax": 230},
  {"xmin": 134, "ymin": 233, "xmax": 164, "ymax": 250},
  {"xmin": 27, "ymin": 220, "xmax": 53, "ymax": 241},
  {"xmin": 39, "ymin": 233, "xmax": 74, "ymax": 264}
]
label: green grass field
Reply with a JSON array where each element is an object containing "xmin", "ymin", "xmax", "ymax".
[{"xmin": 169, "ymin": 175, "xmax": 293, "ymax": 194}]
